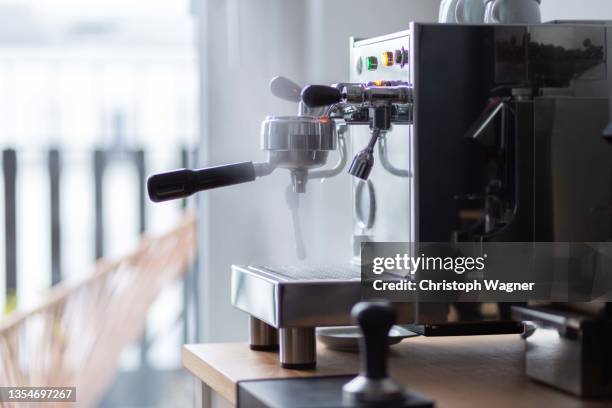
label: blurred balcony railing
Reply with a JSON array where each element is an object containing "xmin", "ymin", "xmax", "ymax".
[
  {"xmin": 2, "ymin": 146, "xmax": 197, "ymax": 306},
  {"xmin": 1, "ymin": 145, "xmax": 200, "ymax": 406}
]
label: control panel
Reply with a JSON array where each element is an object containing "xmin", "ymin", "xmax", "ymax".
[
  {"xmin": 359, "ymin": 47, "xmax": 408, "ymax": 73},
  {"xmin": 352, "ymin": 33, "xmax": 411, "ymax": 84},
  {"xmin": 349, "ymin": 31, "xmax": 415, "ymax": 250}
]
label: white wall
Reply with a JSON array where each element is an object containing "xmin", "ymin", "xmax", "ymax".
[
  {"xmin": 304, "ymin": 0, "xmax": 442, "ymax": 83},
  {"xmin": 541, "ymin": 0, "xmax": 612, "ymax": 21},
  {"xmin": 196, "ymin": 0, "xmax": 440, "ymax": 342}
]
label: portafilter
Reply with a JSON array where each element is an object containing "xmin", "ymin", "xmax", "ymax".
[{"xmin": 147, "ymin": 76, "xmax": 337, "ymax": 202}]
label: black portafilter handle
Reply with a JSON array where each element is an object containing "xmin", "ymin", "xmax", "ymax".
[
  {"xmin": 147, "ymin": 161, "xmax": 256, "ymax": 203},
  {"xmin": 301, "ymin": 85, "xmax": 342, "ymax": 108},
  {"xmin": 353, "ymin": 300, "xmax": 397, "ymax": 379}
]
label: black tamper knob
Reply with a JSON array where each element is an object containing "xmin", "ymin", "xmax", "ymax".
[
  {"xmin": 354, "ymin": 300, "xmax": 396, "ymax": 379},
  {"xmin": 343, "ymin": 300, "xmax": 405, "ymax": 405}
]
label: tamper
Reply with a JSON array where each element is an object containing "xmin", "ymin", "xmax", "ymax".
[{"xmin": 343, "ymin": 300, "xmax": 434, "ymax": 407}]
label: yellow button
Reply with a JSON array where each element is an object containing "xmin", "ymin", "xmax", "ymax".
[{"xmin": 382, "ymin": 51, "xmax": 394, "ymax": 67}]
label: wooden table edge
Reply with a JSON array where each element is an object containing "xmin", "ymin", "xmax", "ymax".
[{"xmin": 183, "ymin": 344, "xmax": 239, "ymax": 404}]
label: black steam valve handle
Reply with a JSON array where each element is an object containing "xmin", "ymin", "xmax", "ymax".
[
  {"xmin": 300, "ymin": 85, "xmax": 342, "ymax": 108},
  {"xmin": 147, "ymin": 161, "xmax": 256, "ymax": 202},
  {"xmin": 343, "ymin": 300, "xmax": 405, "ymax": 405},
  {"xmin": 348, "ymin": 106, "xmax": 391, "ymax": 180}
]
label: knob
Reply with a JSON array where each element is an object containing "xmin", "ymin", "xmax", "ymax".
[
  {"xmin": 382, "ymin": 51, "xmax": 394, "ymax": 67},
  {"xmin": 365, "ymin": 56, "xmax": 378, "ymax": 71},
  {"xmin": 343, "ymin": 300, "xmax": 405, "ymax": 404},
  {"xmin": 301, "ymin": 85, "xmax": 342, "ymax": 108}
]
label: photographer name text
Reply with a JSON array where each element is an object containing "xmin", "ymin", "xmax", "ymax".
[{"xmin": 372, "ymin": 279, "xmax": 535, "ymax": 293}]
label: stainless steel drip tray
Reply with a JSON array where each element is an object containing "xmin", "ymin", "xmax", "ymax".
[{"xmin": 231, "ymin": 264, "xmax": 363, "ymax": 328}]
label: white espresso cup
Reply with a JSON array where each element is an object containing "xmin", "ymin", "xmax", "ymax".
[
  {"xmin": 484, "ymin": 0, "xmax": 542, "ymax": 24},
  {"xmin": 455, "ymin": 0, "xmax": 486, "ymax": 24}
]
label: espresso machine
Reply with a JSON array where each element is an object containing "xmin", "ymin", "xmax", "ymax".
[{"xmin": 148, "ymin": 21, "xmax": 612, "ymax": 395}]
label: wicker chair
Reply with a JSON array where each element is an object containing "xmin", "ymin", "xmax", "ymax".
[{"xmin": 0, "ymin": 214, "xmax": 197, "ymax": 407}]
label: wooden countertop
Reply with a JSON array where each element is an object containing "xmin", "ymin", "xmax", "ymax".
[{"xmin": 183, "ymin": 335, "xmax": 609, "ymax": 408}]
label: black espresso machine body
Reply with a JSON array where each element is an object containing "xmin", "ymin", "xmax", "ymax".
[{"xmin": 350, "ymin": 23, "xmax": 612, "ymax": 396}]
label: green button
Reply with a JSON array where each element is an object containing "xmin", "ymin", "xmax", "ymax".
[{"xmin": 366, "ymin": 56, "xmax": 378, "ymax": 71}]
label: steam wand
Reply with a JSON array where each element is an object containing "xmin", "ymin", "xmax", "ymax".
[{"xmin": 348, "ymin": 106, "xmax": 391, "ymax": 180}]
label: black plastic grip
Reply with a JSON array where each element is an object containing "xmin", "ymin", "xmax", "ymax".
[
  {"xmin": 147, "ymin": 161, "xmax": 256, "ymax": 202},
  {"xmin": 352, "ymin": 300, "xmax": 396, "ymax": 380},
  {"xmin": 301, "ymin": 85, "xmax": 342, "ymax": 108}
]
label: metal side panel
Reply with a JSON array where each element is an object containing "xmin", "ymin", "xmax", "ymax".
[
  {"xmin": 231, "ymin": 265, "xmax": 278, "ymax": 327},
  {"xmin": 533, "ymin": 96, "xmax": 612, "ymax": 242},
  {"xmin": 277, "ymin": 280, "xmax": 362, "ymax": 328}
]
